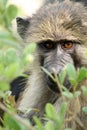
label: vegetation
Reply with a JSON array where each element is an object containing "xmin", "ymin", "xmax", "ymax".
[{"xmin": 0, "ymin": 0, "xmax": 87, "ymax": 130}]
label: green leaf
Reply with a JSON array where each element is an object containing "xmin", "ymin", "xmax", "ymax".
[
  {"xmin": 3, "ymin": 48, "xmax": 19, "ymax": 65},
  {"xmin": 64, "ymin": 128, "xmax": 72, "ymax": 130},
  {"xmin": 4, "ymin": 113, "xmax": 21, "ymax": 130},
  {"xmin": 55, "ymin": 103, "xmax": 67, "ymax": 130},
  {"xmin": 45, "ymin": 121, "xmax": 55, "ymax": 130},
  {"xmin": 0, "ymin": 64, "xmax": 4, "ymax": 75},
  {"xmin": 82, "ymin": 107, "xmax": 87, "ymax": 114},
  {"xmin": 59, "ymin": 102, "xmax": 67, "ymax": 119},
  {"xmin": 6, "ymin": 4, "xmax": 18, "ymax": 22},
  {"xmin": 0, "ymin": 50, "xmax": 4, "ymax": 63},
  {"xmin": 2, "ymin": 0, "xmax": 8, "ymax": 6},
  {"xmin": 45, "ymin": 103, "xmax": 56, "ymax": 120},
  {"xmin": 21, "ymin": 44, "xmax": 36, "ymax": 65},
  {"xmin": 0, "ymin": 31, "xmax": 10, "ymax": 38},
  {"xmin": 77, "ymin": 67, "xmax": 87, "ymax": 83},
  {"xmin": 0, "ymin": 15, "xmax": 3, "ymax": 24},
  {"xmin": 0, "ymin": 38, "xmax": 21, "ymax": 49},
  {"xmin": 55, "ymin": 117, "xmax": 63, "ymax": 130},
  {"xmin": 22, "ymin": 54, "xmax": 34, "ymax": 65},
  {"xmin": 69, "ymin": 78, "xmax": 77, "ymax": 86},
  {"xmin": 59, "ymin": 68, "xmax": 66, "ymax": 84},
  {"xmin": 63, "ymin": 91, "xmax": 73, "ymax": 99},
  {"xmin": 33, "ymin": 117, "xmax": 43, "ymax": 130},
  {"xmin": 74, "ymin": 91, "xmax": 81, "ymax": 97},
  {"xmin": 0, "ymin": 0, "xmax": 7, "ymax": 13},
  {"xmin": 82, "ymin": 86, "xmax": 87, "ymax": 96},
  {"xmin": 4, "ymin": 63, "xmax": 21, "ymax": 79},
  {"xmin": 0, "ymin": 82, "xmax": 10, "ymax": 91},
  {"xmin": 23, "ymin": 43, "xmax": 36, "ymax": 54},
  {"xmin": 66, "ymin": 64, "xmax": 76, "ymax": 79},
  {"xmin": 66, "ymin": 64, "xmax": 77, "ymax": 86}
]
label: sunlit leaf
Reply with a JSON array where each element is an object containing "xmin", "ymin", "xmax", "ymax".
[
  {"xmin": 64, "ymin": 128, "xmax": 72, "ymax": 130},
  {"xmin": 82, "ymin": 107, "xmax": 87, "ymax": 114},
  {"xmin": 45, "ymin": 103, "xmax": 56, "ymax": 120},
  {"xmin": 4, "ymin": 113, "xmax": 21, "ymax": 130},
  {"xmin": 23, "ymin": 43, "xmax": 36, "ymax": 54},
  {"xmin": 77, "ymin": 67, "xmax": 87, "ymax": 83},
  {"xmin": 59, "ymin": 68, "xmax": 66, "ymax": 84},
  {"xmin": 0, "ymin": 81, "xmax": 10, "ymax": 91},
  {"xmin": 0, "ymin": 64, "xmax": 4, "ymax": 75},
  {"xmin": 33, "ymin": 117, "xmax": 43, "ymax": 130},
  {"xmin": 59, "ymin": 102, "xmax": 67, "ymax": 119},
  {"xmin": 6, "ymin": 5, "xmax": 18, "ymax": 22},
  {"xmin": 74, "ymin": 91, "xmax": 81, "ymax": 97},
  {"xmin": 66, "ymin": 64, "xmax": 77, "ymax": 86},
  {"xmin": 82, "ymin": 86, "xmax": 87, "ymax": 96},
  {"xmin": 66, "ymin": 64, "xmax": 76, "ymax": 78},
  {"xmin": 63, "ymin": 91, "xmax": 73, "ymax": 99},
  {"xmin": 3, "ymin": 48, "xmax": 19, "ymax": 65},
  {"xmin": 4, "ymin": 63, "xmax": 21, "ymax": 79},
  {"xmin": 2, "ymin": 0, "xmax": 8, "ymax": 6},
  {"xmin": 45, "ymin": 121, "xmax": 54, "ymax": 130}
]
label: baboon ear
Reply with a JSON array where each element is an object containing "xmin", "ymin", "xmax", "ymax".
[{"xmin": 16, "ymin": 17, "xmax": 30, "ymax": 39}]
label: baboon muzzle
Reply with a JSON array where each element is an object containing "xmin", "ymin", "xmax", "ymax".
[{"xmin": 46, "ymin": 73, "xmax": 72, "ymax": 93}]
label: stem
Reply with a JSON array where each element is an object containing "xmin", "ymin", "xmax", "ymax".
[
  {"xmin": 0, "ymin": 102, "xmax": 34, "ymax": 130},
  {"xmin": 52, "ymin": 68, "xmax": 63, "ymax": 95}
]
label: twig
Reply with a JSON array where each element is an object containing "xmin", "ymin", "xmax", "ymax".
[
  {"xmin": 75, "ymin": 117, "xmax": 87, "ymax": 130},
  {"xmin": 52, "ymin": 68, "xmax": 63, "ymax": 95},
  {"xmin": 0, "ymin": 102, "xmax": 34, "ymax": 130}
]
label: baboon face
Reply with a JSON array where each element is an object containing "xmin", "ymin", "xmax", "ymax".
[
  {"xmin": 37, "ymin": 39, "xmax": 79, "ymax": 92},
  {"xmin": 17, "ymin": 0, "xmax": 87, "ymax": 92}
]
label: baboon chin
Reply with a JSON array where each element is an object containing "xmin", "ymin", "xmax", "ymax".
[{"xmin": 10, "ymin": 0, "xmax": 87, "ymax": 129}]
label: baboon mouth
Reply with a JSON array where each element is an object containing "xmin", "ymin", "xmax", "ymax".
[{"xmin": 47, "ymin": 79, "xmax": 60, "ymax": 93}]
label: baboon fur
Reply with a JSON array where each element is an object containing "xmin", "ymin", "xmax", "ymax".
[{"xmin": 11, "ymin": 0, "xmax": 87, "ymax": 129}]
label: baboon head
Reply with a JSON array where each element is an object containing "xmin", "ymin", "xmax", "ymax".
[{"xmin": 16, "ymin": 0, "xmax": 87, "ymax": 93}]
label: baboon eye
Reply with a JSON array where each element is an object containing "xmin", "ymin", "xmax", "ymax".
[
  {"xmin": 44, "ymin": 42, "xmax": 55, "ymax": 49},
  {"xmin": 39, "ymin": 40, "xmax": 56, "ymax": 50},
  {"xmin": 61, "ymin": 41, "xmax": 73, "ymax": 50}
]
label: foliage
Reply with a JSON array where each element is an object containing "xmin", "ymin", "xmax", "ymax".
[{"xmin": 0, "ymin": 0, "xmax": 87, "ymax": 130}]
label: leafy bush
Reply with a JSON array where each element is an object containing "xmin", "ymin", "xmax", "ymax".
[{"xmin": 0, "ymin": 0, "xmax": 87, "ymax": 130}]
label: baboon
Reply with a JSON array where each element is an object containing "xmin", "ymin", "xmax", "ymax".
[
  {"xmin": 10, "ymin": 0, "xmax": 87, "ymax": 129},
  {"xmin": 44, "ymin": 0, "xmax": 87, "ymax": 6}
]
